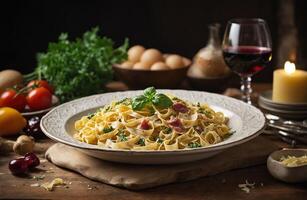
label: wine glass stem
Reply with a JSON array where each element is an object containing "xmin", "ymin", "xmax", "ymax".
[{"xmin": 240, "ymin": 76, "xmax": 252, "ymax": 104}]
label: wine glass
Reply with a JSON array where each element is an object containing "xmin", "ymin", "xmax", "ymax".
[{"xmin": 222, "ymin": 18, "xmax": 272, "ymax": 104}]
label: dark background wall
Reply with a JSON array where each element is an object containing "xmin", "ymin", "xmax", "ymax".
[{"xmin": 0, "ymin": 0, "xmax": 306, "ymax": 82}]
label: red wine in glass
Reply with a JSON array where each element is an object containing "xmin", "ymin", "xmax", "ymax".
[
  {"xmin": 223, "ymin": 46, "xmax": 272, "ymax": 76},
  {"xmin": 222, "ymin": 18, "xmax": 272, "ymax": 104}
]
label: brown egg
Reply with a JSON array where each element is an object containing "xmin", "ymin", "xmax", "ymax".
[
  {"xmin": 162, "ymin": 54, "xmax": 170, "ymax": 61},
  {"xmin": 133, "ymin": 62, "xmax": 151, "ymax": 70},
  {"xmin": 182, "ymin": 57, "xmax": 192, "ymax": 66},
  {"xmin": 140, "ymin": 49, "xmax": 163, "ymax": 66},
  {"xmin": 151, "ymin": 62, "xmax": 169, "ymax": 71},
  {"xmin": 128, "ymin": 45, "xmax": 145, "ymax": 62},
  {"xmin": 120, "ymin": 61, "xmax": 134, "ymax": 69},
  {"xmin": 166, "ymin": 54, "xmax": 184, "ymax": 69}
]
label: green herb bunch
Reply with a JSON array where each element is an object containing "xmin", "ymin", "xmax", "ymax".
[{"xmin": 28, "ymin": 27, "xmax": 128, "ymax": 102}]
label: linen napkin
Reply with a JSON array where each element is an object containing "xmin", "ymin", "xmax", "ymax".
[{"xmin": 45, "ymin": 136, "xmax": 279, "ymax": 190}]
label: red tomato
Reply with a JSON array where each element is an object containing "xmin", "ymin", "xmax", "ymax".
[
  {"xmin": 0, "ymin": 90, "xmax": 27, "ymax": 112},
  {"xmin": 27, "ymin": 80, "xmax": 54, "ymax": 94},
  {"xmin": 26, "ymin": 87, "xmax": 52, "ymax": 111}
]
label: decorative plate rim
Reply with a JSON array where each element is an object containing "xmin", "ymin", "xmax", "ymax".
[{"xmin": 40, "ymin": 89, "xmax": 265, "ymax": 154}]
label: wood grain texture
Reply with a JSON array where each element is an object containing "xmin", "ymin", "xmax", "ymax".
[
  {"xmin": 1, "ymin": 141, "xmax": 307, "ymax": 200},
  {"xmin": 1, "ymin": 83, "xmax": 307, "ymax": 199}
]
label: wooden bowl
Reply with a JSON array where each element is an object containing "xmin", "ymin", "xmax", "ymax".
[
  {"xmin": 187, "ymin": 74, "xmax": 231, "ymax": 93},
  {"xmin": 113, "ymin": 65, "xmax": 189, "ymax": 89}
]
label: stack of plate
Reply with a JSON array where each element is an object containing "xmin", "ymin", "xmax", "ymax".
[{"xmin": 259, "ymin": 90, "xmax": 307, "ymax": 120}]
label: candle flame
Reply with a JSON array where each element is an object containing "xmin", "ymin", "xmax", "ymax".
[{"xmin": 284, "ymin": 61, "xmax": 296, "ymax": 74}]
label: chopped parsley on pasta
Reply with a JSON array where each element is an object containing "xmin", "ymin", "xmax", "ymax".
[{"xmin": 74, "ymin": 87, "xmax": 232, "ymax": 150}]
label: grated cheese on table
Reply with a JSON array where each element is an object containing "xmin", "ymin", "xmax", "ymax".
[
  {"xmin": 238, "ymin": 180, "xmax": 255, "ymax": 193},
  {"xmin": 41, "ymin": 178, "xmax": 65, "ymax": 191},
  {"xmin": 30, "ymin": 183, "xmax": 40, "ymax": 187}
]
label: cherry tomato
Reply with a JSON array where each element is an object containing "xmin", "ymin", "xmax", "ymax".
[
  {"xmin": 27, "ymin": 80, "xmax": 54, "ymax": 94},
  {"xmin": 0, "ymin": 90, "xmax": 27, "ymax": 112},
  {"xmin": 26, "ymin": 87, "xmax": 52, "ymax": 111}
]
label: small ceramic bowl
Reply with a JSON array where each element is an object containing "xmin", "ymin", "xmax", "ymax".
[
  {"xmin": 267, "ymin": 149, "xmax": 307, "ymax": 183},
  {"xmin": 113, "ymin": 64, "xmax": 189, "ymax": 89},
  {"xmin": 187, "ymin": 73, "xmax": 231, "ymax": 93}
]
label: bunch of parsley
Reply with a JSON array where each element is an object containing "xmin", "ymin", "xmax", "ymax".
[{"xmin": 30, "ymin": 27, "xmax": 128, "ymax": 102}]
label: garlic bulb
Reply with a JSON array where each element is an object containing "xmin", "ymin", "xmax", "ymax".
[{"xmin": 188, "ymin": 24, "xmax": 230, "ymax": 78}]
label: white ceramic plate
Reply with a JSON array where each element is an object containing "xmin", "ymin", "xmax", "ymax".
[
  {"xmin": 259, "ymin": 91, "xmax": 307, "ymax": 110},
  {"xmin": 259, "ymin": 101, "xmax": 307, "ymax": 120},
  {"xmin": 41, "ymin": 90, "xmax": 265, "ymax": 164}
]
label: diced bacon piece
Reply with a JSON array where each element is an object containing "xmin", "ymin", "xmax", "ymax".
[
  {"xmin": 172, "ymin": 102, "xmax": 188, "ymax": 113},
  {"xmin": 168, "ymin": 117, "xmax": 181, "ymax": 126},
  {"xmin": 168, "ymin": 117, "xmax": 184, "ymax": 132},
  {"xmin": 173, "ymin": 126, "xmax": 185, "ymax": 132},
  {"xmin": 140, "ymin": 119, "xmax": 150, "ymax": 130}
]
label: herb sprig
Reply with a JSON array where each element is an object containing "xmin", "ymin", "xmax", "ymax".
[
  {"xmin": 87, "ymin": 113, "xmax": 95, "ymax": 119},
  {"xmin": 197, "ymin": 102, "xmax": 212, "ymax": 117},
  {"xmin": 115, "ymin": 98, "xmax": 132, "ymax": 105},
  {"xmin": 161, "ymin": 126, "xmax": 172, "ymax": 134},
  {"xmin": 102, "ymin": 126, "xmax": 114, "ymax": 133},
  {"xmin": 132, "ymin": 87, "xmax": 173, "ymax": 111},
  {"xmin": 118, "ymin": 132, "xmax": 127, "ymax": 142},
  {"xmin": 156, "ymin": 137, "xmax": 164, "ymax": 144},
  {"xmin": 137, "ymin": 138, "xmax": 146, "ymax": 146},
  {"xmin": 188, "ymin": 142, "xmax": 202, "ymax": 148}
]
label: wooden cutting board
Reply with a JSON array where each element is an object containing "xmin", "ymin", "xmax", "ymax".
[{"xmin": 45, "ymin": 136, "xmax": 279, "ymax": 190}]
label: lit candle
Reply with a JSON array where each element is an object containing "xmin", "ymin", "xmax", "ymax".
[{"xmin": 272, "ymin": 61, "xmax": 307, "ymax": 103}]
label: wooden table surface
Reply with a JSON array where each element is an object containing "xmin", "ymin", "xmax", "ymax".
[{"xmin": 1, "ymin": 83, "xmax": 307, "ymax": 200}]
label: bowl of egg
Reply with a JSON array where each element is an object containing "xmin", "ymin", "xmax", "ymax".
[{"xmin": 113, "ymin": 45, "xmax": 191, "ymax": 89}]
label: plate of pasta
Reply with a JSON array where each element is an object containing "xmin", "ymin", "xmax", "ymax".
[{"xmin": 41, "ymin": 87, "xmax": 265, "ymax": 164}]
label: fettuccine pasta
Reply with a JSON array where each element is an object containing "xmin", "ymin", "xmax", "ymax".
[{"xmin": 74, "ymin": 88, "xmax": 233, "ymax": 150}]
